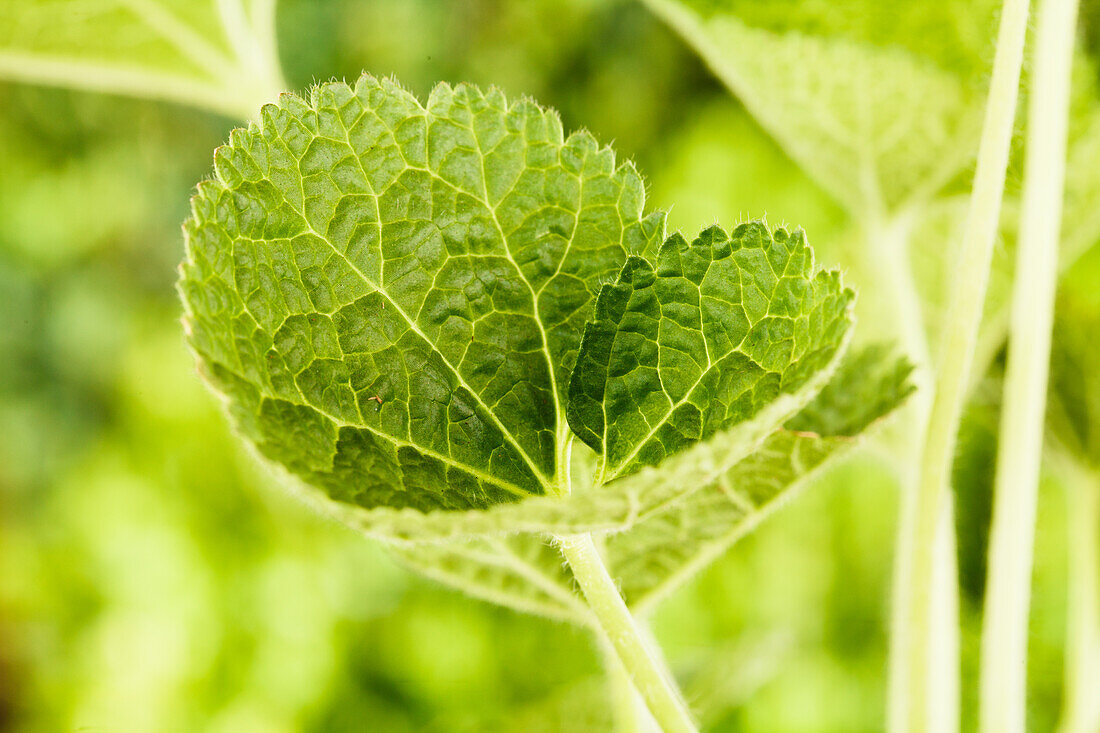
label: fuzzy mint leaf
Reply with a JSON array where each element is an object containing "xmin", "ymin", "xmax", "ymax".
[
  {"xmin": 283, "ymin": 220, "xmax": 855, "ymax": 539},
  {"xmin": 568, "ymin": 222, "xmax": 853, "ymax": 482},
  {"xmin": 180, "ymin": 75, "xmax": 665, "ymax": 512}
]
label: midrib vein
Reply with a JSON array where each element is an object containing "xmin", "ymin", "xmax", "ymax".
[{"xmin": 235, "ymin": 121, "xmax": 554, "ymax": 492}]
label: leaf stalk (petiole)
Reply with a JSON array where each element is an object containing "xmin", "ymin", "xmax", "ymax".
[{"xmin": 556, "ymin": 533, "xmax": 698, "ymax": 733}]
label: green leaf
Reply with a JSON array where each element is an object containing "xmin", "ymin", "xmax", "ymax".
[
  {"xmin": 180, "ymin": 75, "xmax": 665, "ymax": 512},
  {"xmin": 271, "ymin": 219, "xmax": 853, "ymax": 539},
  {"xmin": 567, "ymin": 222, "xmax": 853, "ymax": 482},
  {"xmin": 608, "ymin": 345, "xmax": 914, "ymax": 613},
  {"xmin": 180, "ymin": 76, "xmax": 906, "ymax": 626},
  {"xmin": 389, "ymin": 536, "xmax": 590, "ymax": 625},
  {"xmin": 382, "ymin": 345, "xmax": 911, "ymax": 623},
  {"xmin": 642, "ymin": 0, "xmax": 984, "ymax": 216},
  {"xmin": 283, "ymin": 338, "xmax": 841, "ymax": 542},
  {"xmin": 0, "ymin": 0, "xmax": 284, "ymax": 117}
]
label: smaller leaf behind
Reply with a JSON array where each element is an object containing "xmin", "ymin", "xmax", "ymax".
[
  {"xmin": 642, "ymin": 0, "xmax": 984, "ymax": 216},
  {"xmin": 567, "ymin": 221, "xmax": 853, "ymax": 482},
  {"xmin": 385, "ymin": 345, "xmax": 913, "ymax": 624},
  {"xmin": 390, "ymin": 535, "xmax": 589, "ymax": 625},
  {"xmin": 609, "ymin": 344, "xmax": 915, "ymax": 613}
]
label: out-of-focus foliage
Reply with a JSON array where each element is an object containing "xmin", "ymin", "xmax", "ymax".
[
  {"xmin": 1050, "ymin": 246, "xmax": 1100, "ymax": 469},
  {"xmin": 0, "ymin": 1, "xmax": 1096, "ymax": 731},
  {"xmin": 645, "ymin": 0, "xmax": 1100, "ymax": 389},
  {"xmin": 0, "ymin": 0, "xmax": 284, "ymax": 117}
]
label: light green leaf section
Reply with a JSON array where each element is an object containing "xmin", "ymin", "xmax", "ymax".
[
  {"xmin": 390, "ymin": 536, "xmax": 590, "ymax": 625},
  {"xmin": 0, "ymin": 0, "xmax": 284, "ymax": 117},
  {"xmin": 568, "ymin": 222, "xmax": 853, "ymax": 482},
  {"xmin": 181, "ymin": 75, "xmax": 665, "ymax": 512},
  {"xmin": 612, "ymin": 345, "xmax": 915, "ymax": 613},
  {"xmin": 642, "ymin": 0, "xmax": 983, "ymax": 216},
  {"xmin": 386, "ymin": 345, "xmax": 911, "ymax": 622}
]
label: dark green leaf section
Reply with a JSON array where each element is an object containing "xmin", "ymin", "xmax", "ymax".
[
  {"xmin": 179, "ymin": 75, "xmax": 664, "ymax": 512},
  {"xmin": 1050, "ymin": 294, "xmax": 1100, "ymax": 468},
  {"xmin": 566, "ymin": 222, "xmax": 853, "ymax": 481},
  {"xmin": 608, "ymin": 345, "xmax": 914, "ymax": 610}
]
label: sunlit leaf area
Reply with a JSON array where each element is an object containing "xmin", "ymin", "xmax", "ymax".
[{"xmin": 2, "ymin": 1, "xmax": 1100, "ymax": 731}]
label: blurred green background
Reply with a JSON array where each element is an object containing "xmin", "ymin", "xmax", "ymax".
[{"xmin": 1, "ymin": 1, "xmax": 1097, "ymax": 731}]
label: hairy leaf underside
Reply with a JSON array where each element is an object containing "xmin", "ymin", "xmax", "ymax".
[{"xmin": 389, "ymin": 345, "xmax": 914, "ymax": 621}]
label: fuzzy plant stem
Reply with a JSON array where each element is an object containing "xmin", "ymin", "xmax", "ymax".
[
  {"xmin": 978, "ymin": 1, "xmax": 1080, "ymax": 731},
  {"xmin": 557, "ymin": 533, "xmax": 698, "ymax": 733},
  {"xmin": 880, "ymin": 215, "xmax": 962, "ymax": 733},
  {"xmin": 893, "ymin": 0, "xmax": 1031, "ymax": 730},
  {"xmin": 603, "ymin": 640, "xmax": 659, "ymax": 733},
  {"xmin": 1055, "ymin": 459, "xmax": 1100, "ymax": 733}
]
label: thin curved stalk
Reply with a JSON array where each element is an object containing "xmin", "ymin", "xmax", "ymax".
[
  {"xmin": 979, "ymin": 1, "xmax": 1079, "ymax": 730},
  {"xmin": 557, "ymin": 533, "xmax": 698, "ymax": 733},
  {"xmin": 1055, "ymin": 458, "xmax": 1100, "ymax": 733},
  {"xmin": 894, "ymin": 0, "xmax": 1031, "ymax": 729}
]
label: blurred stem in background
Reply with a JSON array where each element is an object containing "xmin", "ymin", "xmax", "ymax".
[
  {"xmin": 892, "ymin": 0, "xmax": 1031, "ymax": 730},
  {"xmin": 979, "ymin": 0, "xmax": 1080, "ymax": 731},
  {"xmin": 873, "ymin": 211, "xmax": 961, "ymax": 733},
  {"xmin": 1054, "ymin": 454, "xmax": 1100, "ymax": 733}
]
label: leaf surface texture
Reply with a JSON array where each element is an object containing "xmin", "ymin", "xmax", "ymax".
[{"xmin": 181, "ymin": 76, "xmax": 663, "ymax": 511}]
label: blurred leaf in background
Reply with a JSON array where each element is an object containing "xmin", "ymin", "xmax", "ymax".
[{"xmin": 0, "ymin": 0, "xmax": 284, "ymax": 117}]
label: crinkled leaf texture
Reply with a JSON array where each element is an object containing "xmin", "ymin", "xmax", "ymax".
[
  {"xmin": 568, "ymin": 222, "xmax": 852, "ymax": 482},
  {"xmin": 180, "ymin": 75, "xmax": 909, "ymax": 621},
  {"xmin": 181, "ymin": 74, "xmax": 665, "ymax": 512},
  {"xmin": 390, "ymin": 345, "xmax": 914, "ymax": 623}
]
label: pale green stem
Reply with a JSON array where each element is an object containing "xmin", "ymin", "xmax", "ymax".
[
  {"xmin": 979, "ymin": 1, "xmax": 1079, "ymax": 731},
  {"xmin": 927, "ymin": 503, "xmax": 961, "ymax": 732},
  {"xmin": 603, "ymin": 639, "xmax": 659, "ymax": 733},
  {"xmin": 896, "ymin": 0, "xmax": 1031, "ymax": 730},
  {"xmin": 874, "ymin": 212, "xmax": 962, "ymax": 733},
  {"xmin": 1055, "ymin": 459, "xmax": 1100, "ymax": 733},
  {"xmin": 557, "ymin": 533, "xmax": 698, "ymax": 733}
]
